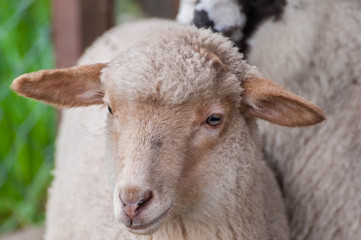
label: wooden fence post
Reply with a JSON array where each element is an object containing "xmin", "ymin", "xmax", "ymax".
[
  {"xmin": 138, "ymin": 0, "xmax": 180, "ymax": 19},
  {"xmin": 53, "ymin": 0, "xmax": 114, "ymax": 68}
]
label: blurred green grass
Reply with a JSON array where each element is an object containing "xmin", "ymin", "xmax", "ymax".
[{"xmin": 0, "ymin": 0, "xmax": 55, "ymax": 235}]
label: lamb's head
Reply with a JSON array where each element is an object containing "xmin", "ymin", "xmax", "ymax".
[{"xmin": 11, "ymin": 22, "xmax": 325, "ymax": 235}]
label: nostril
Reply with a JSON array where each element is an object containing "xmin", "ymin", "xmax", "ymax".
[{"xmin": 139, "ymin": 190, "xmax": 152, "ymax": 206}]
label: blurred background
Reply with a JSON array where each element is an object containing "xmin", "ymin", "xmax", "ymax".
[{"xmin": 0, "ymin": 0, "xmax": 178, "ymax": 237}]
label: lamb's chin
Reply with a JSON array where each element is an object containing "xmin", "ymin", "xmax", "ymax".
[{"xmin": 125, "ymin": 203, "xmax": 173, "ymax": 235}]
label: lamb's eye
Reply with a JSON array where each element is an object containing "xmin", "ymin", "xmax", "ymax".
[
  {"xmin": 107, "ymin": 106, "xmax": 113, "ymax": 115},
  {"xmin": 206, "ymin": 114, "xmax": 223, "ymax": 127}
]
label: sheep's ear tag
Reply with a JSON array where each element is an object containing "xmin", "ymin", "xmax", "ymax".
[
  {"xmin": 241, "ymin": 78, "xmax": 326, "ymax": 127},
  {"xmin": 10, "ymin": 63, "xmax": 107, "ymax": 108}
]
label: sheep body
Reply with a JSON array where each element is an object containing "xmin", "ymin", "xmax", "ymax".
[
  {"xmin": 251, "ymin": 1, "xmax": 361, "ymax": 239},
  {"xmin": 178, "ymin": 0, "xmax": 361, "ymax": 239},
  {"xmin": 11, "ymin": 19, "xmax": 325, "ymax": 240}
]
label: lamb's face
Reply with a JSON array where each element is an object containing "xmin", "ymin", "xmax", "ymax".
[
  {"xmin": 101, "ymin": 43, "xmax": 244, "ymax": 234},
  {"xmin": 97, "ymin": 26, "xmax": 325, "ymax": 233}
]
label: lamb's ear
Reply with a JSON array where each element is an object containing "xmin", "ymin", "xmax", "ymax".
[
  {"xmin": 241, "ymin": 78, "xmax": 325, "ymax": 127},
  {"xmin": 11, "ymin": 63, "xmax": 107, "ymax": 108}
]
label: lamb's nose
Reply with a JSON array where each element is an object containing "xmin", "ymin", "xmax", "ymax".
[{"xmin": 120, "ymin": 188, "xmax": 152, "ymax": 219}]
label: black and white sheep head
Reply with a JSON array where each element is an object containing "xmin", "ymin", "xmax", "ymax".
[
  {"xmin": 177, "ymin": 0, "xmax": 287, "ymax": 54},
  {"xmin": 11, "ymin": 22, "xmax": 325, "ymax": 235}
]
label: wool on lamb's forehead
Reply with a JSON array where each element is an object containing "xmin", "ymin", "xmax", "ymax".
[{"xmin": 101, "ymin": 23, "xmax": 246, "ymax": 104}]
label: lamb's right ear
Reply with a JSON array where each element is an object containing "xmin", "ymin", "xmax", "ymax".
[
  {"xmin": 241, "ymin": 78, "xmax": 326, "ymax": 127},
  {"xmin": 10, "ymin": 63, "xmax": 107, "ymax": 108}
]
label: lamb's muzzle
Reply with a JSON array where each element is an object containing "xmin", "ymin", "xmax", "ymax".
[
  {"xmin": 115, "ymin": 183, "xmax": 172, "ymax": 234},
  {"xmin": 116, "ymin": 186, "xmax": 170, "ymax": 235},
  {"xmin": 119, "ymin": 188, "xmax": 153, "ymax": 219}
]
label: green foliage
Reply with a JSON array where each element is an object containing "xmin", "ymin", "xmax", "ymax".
[
  {"xmin": 115, "ymin": 0, "xmax": 143, "ymax": 23},
  {"xmin": 0, "ymin": 0, "xmax": 55, "ymax": 235}
]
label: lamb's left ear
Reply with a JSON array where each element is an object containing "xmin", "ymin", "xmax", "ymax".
[
  {"xmin": 11, "ymin": 63, "xmax": 107, "ymax": 108},
  {"xmin": 242, "ymin": 78, "xmax": 326, "ymax": 127}
]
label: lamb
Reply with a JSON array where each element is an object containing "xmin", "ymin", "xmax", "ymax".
[
  {"xmin": 178, "ymin": 0, "xmax": 361, "ymax": 239},
  {"xmin": 11, "ymin": 20, "xmax": 325, "ymax": 239}
]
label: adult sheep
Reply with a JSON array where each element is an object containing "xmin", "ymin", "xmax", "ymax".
[
  {"xmin": 178, "ymin": 0, "xmax": 361, "ymax": 239},
  {"xmin": 11, "ymin": 20, "xmax": 324, "ymax": 239}
]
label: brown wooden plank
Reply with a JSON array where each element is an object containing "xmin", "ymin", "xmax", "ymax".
[
  {"xmin": 80, "ymin": 0, "xmax": 114, "ymax": 52},
  {"xmin": 53, "ymin": 0, "xmax": 82, "ymax": 68},
  {"xmin": 138, "ymin": 0, "xmax": 180, "ymax": 19},
  {"xmin": 53, "ymin": 0, "xmax": 114, "ymax": 68}
]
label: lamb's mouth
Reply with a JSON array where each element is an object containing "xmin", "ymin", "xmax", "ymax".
[{"xmin": 126, "ymin": 203, "xmax": 173, "ymax": 234}]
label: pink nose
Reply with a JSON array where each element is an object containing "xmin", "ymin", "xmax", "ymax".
[{"xmin": 119, "ymin": 188, "xmax": 152, "ymax": 219}]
